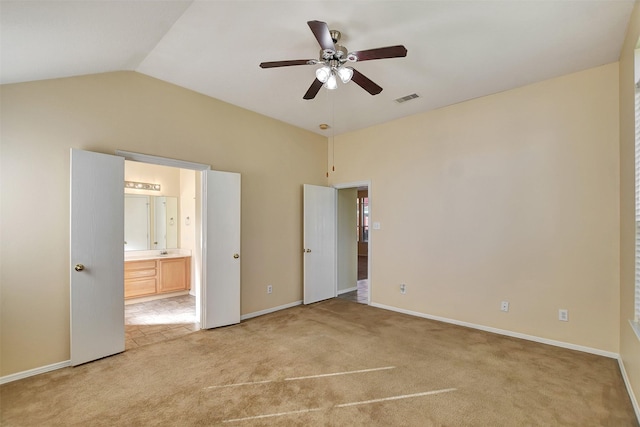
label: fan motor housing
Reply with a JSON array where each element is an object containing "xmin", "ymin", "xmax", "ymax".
[{"xmin": 320, "ymin": 45, "xmax": 348, "ymax": 61}]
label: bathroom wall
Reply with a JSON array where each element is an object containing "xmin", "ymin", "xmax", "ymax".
[
  {"xmin": 124, "ymin": 161, "xmax": 181, "ymax": 197},
  {"xmin": 180, "ymin": 168, "xmax": 197, "ymax": 294}
]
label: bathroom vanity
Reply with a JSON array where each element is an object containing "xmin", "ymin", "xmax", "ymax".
[{"xmin": 124, "ymin": 252, "xmax": 191, "ymax": 299}]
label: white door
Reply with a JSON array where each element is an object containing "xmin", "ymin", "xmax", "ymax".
[
  {"xmin": 202, "ymin": 170, "xmax": 241, "ymax": 328},
  {"xmin": 70, "ymin": 149, "xmax": 125, "ymax": 366},
  {"xmin": 303, "ymin": 184, "xmax": 337, "ymax": 304}
]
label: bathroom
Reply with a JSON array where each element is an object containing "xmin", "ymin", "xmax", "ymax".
[{"xmin": 123, "ymin": 160, "xmax": 199, "ymax": 349}]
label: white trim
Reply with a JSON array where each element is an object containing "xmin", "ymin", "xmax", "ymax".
[
  {"xmin": 115, "ymin": 150, "xmax": 211, "ymax": 171},
  {"xmin": 240, "ymin": 300, "xmax": 303, "ymax": 321},
  {"xmin": 334, "ymin": 189, "xmax": 339, "ymax": 300},
  {"xmin": 618, "ymin": 355, "xmax": 640, "ymax": 422},
  {"xmin": 0, "ymin": 360, "xmax": 71, "ymax": 385},
  {"xmin": 338, "ymin": 286, "xmax": 357, "ymax": 295},
  {"xmin": 371, "ymin": 303, "xmax": 619, "ymax": 359},
  {"xmin": 332, "ymin": 180, "xmax": 370, "ymax": 190},
  {"xmin": 200, "ymin": 172, "xmax": 209, "ymax": 327}
]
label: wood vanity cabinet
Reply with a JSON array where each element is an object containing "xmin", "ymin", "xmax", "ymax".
[
  {"xmin": 124, "ymin": 260, "xmax": 157, "ymax": 299},
  {"xmin": 157, "ymin": 257, "xmax": 191, "ymax": 294},
  {"xmin": 124, "ymin": 256, "xmax": 191, "ymax": 299}
]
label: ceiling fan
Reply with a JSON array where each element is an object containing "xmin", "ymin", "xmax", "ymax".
[{"xmin": 259, "ymin": 20, "xmax": 407, "ymax": 100}]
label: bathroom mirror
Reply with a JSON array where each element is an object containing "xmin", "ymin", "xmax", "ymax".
[{"xmin": 124, "ymin": 195, "xmax": 178, "ymax": 251}]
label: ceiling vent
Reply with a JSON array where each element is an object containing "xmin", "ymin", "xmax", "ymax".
[{"xmin": 395, "ymin": 93, "xmax": 419, "ymax": 104}]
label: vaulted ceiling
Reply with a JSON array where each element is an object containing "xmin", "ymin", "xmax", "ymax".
[{"xmin": 1, "ymin": 1, "xmax": 635, "ymax": 135}]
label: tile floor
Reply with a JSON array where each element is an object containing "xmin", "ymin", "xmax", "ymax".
[
  {"xmin": 125, "ymin": 294, "xmax": 198, "ymax": 350},
  {"xmin": 337, "ymin": 279, "xmax": 369, "ymax": 304}
]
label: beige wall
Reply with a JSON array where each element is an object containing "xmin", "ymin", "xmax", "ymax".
[
  {"xmin": 330, "ymin": 63, "xmax": 620, "ymax": 353},
  {"xmin": 619, "ymin": 1, "xmax": 640, "ymax": 413},
  {"xmin": 0, "ymin": 71, "xmax": 326, "ymax": 376}
]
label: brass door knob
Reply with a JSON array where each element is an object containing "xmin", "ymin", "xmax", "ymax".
[
  {"xmin": 233, "ymin": 253, "xmax": 240, "ymax": 259},
  {"xmin": 74, "ymin": 264, "xmax": 85, "ymax": 272}
]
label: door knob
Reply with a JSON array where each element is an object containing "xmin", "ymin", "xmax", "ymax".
[
  {"xmin": 233, "ymin": 253, "xmax": 240, "ymax": 259},
  {"xmin": 74, "ymin": 264, "xmax": 85, "ymax": 272},
  {"xmin": 305, "ymin": 249, "xmax": 311, "ymax": 253}
]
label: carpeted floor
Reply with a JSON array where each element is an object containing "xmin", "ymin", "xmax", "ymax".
[{"xmin": 1, "ymin": 299, "xmax": 637, "ymax": 426}]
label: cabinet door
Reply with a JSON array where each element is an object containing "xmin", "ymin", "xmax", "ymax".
[{"xmin": 158, "ymin": 257, "xmax": 188, "ymax": 293}]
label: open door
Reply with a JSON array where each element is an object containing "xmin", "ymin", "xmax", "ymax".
[
  {"xmin": 70, "ymin": 149, "xmax": 125, "ymax": 366},
  {"xmin": 202, "ymin": 170, "xmax": 241, "ymax": 328},
  {"xmin": 303, "ymin": 184, "xmax": 337, "ymax": 304}
]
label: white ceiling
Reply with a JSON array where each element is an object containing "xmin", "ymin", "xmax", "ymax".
[{"xmin": 1, "ymin": 0, "xmax": 635, "ymax": 136}]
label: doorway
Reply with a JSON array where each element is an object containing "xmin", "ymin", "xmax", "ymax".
[
  {"xmin": 71, "ymin": 148, "xmax": 241, "ymax": 366},
  {"xmin": 123, "ymin": 161, "xmax": 199, "ymax": 349},
  {"xmin": 336, "ymin": 183, "xmax": 370, "ymax": 305}
]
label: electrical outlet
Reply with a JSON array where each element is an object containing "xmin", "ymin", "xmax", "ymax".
[
  {"xmin": 400, "ymin": 284, "xmax": 406, "ymax": 294},
  {"xmin": 559, "ymin": 309, "xmax": 568, "ymax": 321},
  {"xmin": 267, "ymin": 285, "xmax": 273, "ymax": 294},
  {"xmin": 501, "ymin": 301, "xmax": 509, "ymax": 312}
]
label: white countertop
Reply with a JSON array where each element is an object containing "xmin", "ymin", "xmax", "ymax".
[{"xmin": 125, "ymin": 249, "xmax": 192, "ymax": 261}]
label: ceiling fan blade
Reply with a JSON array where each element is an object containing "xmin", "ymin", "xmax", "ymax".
[
  {"xmin": 260, "ymin": 59, "xmax": 314, "ymax": 68},
  {"xmin": 307, "ymin": 20, "xmax": 336, "ymax": 52},
  {"xmin": 350, "ymin": 68, "xmax": 383, "ymax": 95},
  {"xmin": 348, "ymin": 45, "xmax": 407, "ymax": 62},
  {"xmin": 303, "ymin": 79, "xmax": 323, "ymax": 100}
]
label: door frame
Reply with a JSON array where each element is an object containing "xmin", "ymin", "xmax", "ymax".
[
  {"xmin": 115, "ymin": 150, "xmax": 211, "ymax": 325},
  {"xmin": 333, "ymin": 180, "xmax": 371, "ymax": 305}
]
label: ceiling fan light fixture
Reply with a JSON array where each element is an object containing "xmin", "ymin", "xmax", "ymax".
[
  {"xmin": 259, "ymin": 20, "xmax": 408, "ymax": 99},
  {"xmin": 315, "ymin": 66, "xmax": 331, "ymax": 83},
  {"xmin": 337, "ymin": 66, "xmax": 353, "ymax": 83},
  {"xmin": 325, "ymin": 72, "xmax": 338, "ymax": 90}
]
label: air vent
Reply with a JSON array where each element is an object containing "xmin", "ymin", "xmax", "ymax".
[{"xmin": 395, "ymin": 93, "xmax": 419, "ymax": 104}]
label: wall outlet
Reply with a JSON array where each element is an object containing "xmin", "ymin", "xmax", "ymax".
[
  {"xmin": 267, "ymin": 285, "xmax": 273, "ymax": 294},
  {"xmin": 559, "ymin": 309, "xmax": 568, "ymax": 321},
  {"xmin": 400, "ymin": 284, "xmax": 406, "ymax": 294},
  {"xmin": 501, "ymin": 301, "xmax": 509, "ymax": 312}
]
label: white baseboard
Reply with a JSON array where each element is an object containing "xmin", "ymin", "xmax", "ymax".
[
  {"xmin": 618, "ymin": 356, "xmax": 640, "ymax": 422},
  {"xmin": 338, "ymin": 287, "xmax": 357, "ymax": 295},
  {"xmin": 241, "ymin": 300, "xmax": 303, "ymax": 321},
  {"xmin": 0, "ymin": 360, "xmax": 71, "ymax": 385},
  {"xmin": 371, "ymin": 302, "xmax": 619, "ymax": 359}
]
